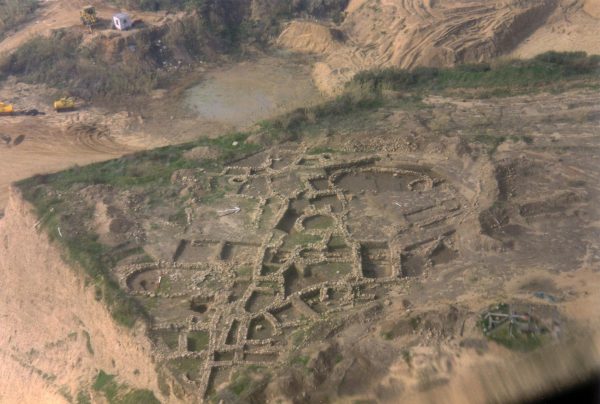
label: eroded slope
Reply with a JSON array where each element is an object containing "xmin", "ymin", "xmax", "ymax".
[{"xmin": 278, "ymin": 0, "xmax": 599, "ymax": 94}]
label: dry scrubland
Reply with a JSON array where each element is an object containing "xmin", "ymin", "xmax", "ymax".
[{"xmin": 0, "ymin": 0, "xmax": 600, "ymax": 403}]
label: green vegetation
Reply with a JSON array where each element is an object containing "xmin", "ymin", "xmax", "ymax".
[
  {"xmin": 154, "ymin": 329, "xmax": 180, "ymax": 350},
  {"xmin": 291, "ymin": 355, "xmax": 310, "ymax": 367},
  {"xmin": 93, "ymin": 371, "xmax": 160, "ymax": 404},
  {"xmin": 0, "ymin": 30, "xmax": 159, "ymax": 100},
  {"xmin": 328, "ymin": 235, "xmax": 347, "ymax": 249},
  {"xmin": 307, "ymin": 146, "xmax": 338, "ymax": 155},
  {"xmin": 0, "ymin": 6, "xmax": 242, "ymax": 100},
  {"xmin": 380, "ymin": 330, "xmax": 393, "ymax": 340},
  {"xmin": 479, "ymin": 304, "xmax": 548, "ymax": 352},
  {"xmin": 120, "ymin": 389, "xmax": 161, "ymax": 404},
  {"xmin": 93, "ymin": 371, "xmax": 119, "ymax": 401},
  {"xmin": 282, "ymin": 233, "xmax": 322, "ymax": 249},
  {"xmin": 76, "ymin": 390, "xmax": 91, "ymax": 404},
  {"xmin": 0, "ymin": 0, "xmax": 38, "ymax": 39},
  {"xmin": 471, "ymin": 133, "xmax": 534, "ymax": 155},
  {"xmin": 82, "ymin": 330, "xmax": 94, "ymax": 355},
  {"xmin": 304, "ymin": 215, "xmax": 334, "ymax": 230},
  {"xmin": 187, "ymin": 331, "xmax": 209, "ymax": 351},
  {"xmin": 234, "ymin": 266, "xmax": 253, "ymax": 277},
  {"xmin": 221, "ymin": 366, "xmax": 270, "ymax": 402},
  {"xmin": 252, "ymin": 51, "xmax": 599, "ymax": 141},
  {"xmin": 352, "ymin": 52, "xmax": 600, "ymax": 96},
  {"xmin": 168, "ymin": 357, "xmax": 203, "ymax": 381},
  {"xmin": 58, "ymin": 386, "xmax": 73, "ymax": 402},
  {"xmin": 15, "ymin": 51, "xmax": 597, "ymax": 337},
  {"xmin": 401, "ymin": 349, "xmax": 412, "ymax": 367},
  {"xmin": 484, "ymin": 321, "xmax": 545, "ymax": 351},
  {"xmin": 16, "ymin": 188, "xmax": 147, "ymax": 327},
  {"xmin": 111, "ymin": 0, "xmax": 204, "ymax": 11}
]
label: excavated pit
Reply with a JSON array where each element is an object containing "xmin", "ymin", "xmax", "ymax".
[{"xmin": 19, "ymin": 147, "xmax": 474, "ymax": 399}]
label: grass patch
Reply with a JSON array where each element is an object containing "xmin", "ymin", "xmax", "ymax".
[
  {"xmin": 187, "ymin": 331, "xmax": 209, "ymax": 352},
  {"xmin": 120, "ymin": 389, "xmax": 160, "ymax": 404},
  {"xmin": 304, "ymin": 215, "xmax": 334, "ymax": 230},
  {"xmin": 234, "ymin": 266, "xmax": 253, "ymax": 277},
  {"xmin": 351, "ymin": 52, "xmax": 600, "ymax": 96},
  {"xmin": 291, "ymin": 355, "xmax": 310, "ymax": 367},
  {"xmin": 224, "ymin": 366, "xmax": 270, "ymax": 401},
  {"xmin": 92, "ymin": 370, "xmax": 160, "ymax": 403},
  {"xmin": 307, "ymin": 146, "xmax": 337, "ymax": 155},
  {"xmin": 485, "ymin": 322, "xmax": 545, "ymax": 351},
  {"xmin": 154, "ymin": 329, "xmax": 180, "ymax": 350},
  {"xmin": 479, "ymin": 303, "xmax": 548, "ymax": 352},
  {"xmin": 282, "ymin": 233, "xmax": 322, "ymax": 250},
  {"xmin": 76, "ymin": 390, "xmax": 91, "ymax": 404},
  {"xmin": 93, "ymin": 371, "xmax": 119, "ymax": 401},
  {"xmin": 0, "ymin": 0, "xmax": 38, "ymax": 40},
  {"xmin": 328, "ymin": 235, "xmax": 347, "ymax": 249},
  {"xmin": 472, "ymin": 133, "xmax": 507, "ymax": 155},
  {"xmin": 168, "ymin": 357, "xmax": 202, "ymax": 381}
]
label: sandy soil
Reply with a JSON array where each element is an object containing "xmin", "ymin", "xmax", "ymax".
[
  {"xmin": 511, "ymin": 0, "xmax": 600, "ymax": 58},
  {"xmin": 279, "ymin": 0, "xmax": 599, "ymax": 94},
  {"xmin": 0, "ymin": 189, "xmax": 162, "ymax": 403}
]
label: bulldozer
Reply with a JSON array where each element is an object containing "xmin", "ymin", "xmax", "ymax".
[
  {"xmin": 0, "ymin": 102, "xmax": 14, "ymax": 115},
  {"xmin": 54, "ymin": 97, "xmax": 76, "ymax": 112},
  {"xmin": 80, "ymin": 6, "xmax": 98, "ymax": 31}
]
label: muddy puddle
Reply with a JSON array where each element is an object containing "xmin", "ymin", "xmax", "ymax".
[{"xmin": 185, "ymin": 56, "xmax": 323, "ymax": 129}]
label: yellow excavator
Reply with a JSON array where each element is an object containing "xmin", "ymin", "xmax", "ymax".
[
  {"xmin": 80, "ymin": 6, "xmax": 98, "ymax": 31},
  {"xmin": 0, "ymin": 102, "xmax": 14, "ymax": 115},
  {"xmin": 54, "ymin": 97, "xmax": 76, "ymax": 112}
]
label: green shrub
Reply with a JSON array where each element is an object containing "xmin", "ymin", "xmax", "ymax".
[
  {"xmin": 351, "ymin": 52, "xmax": 600, "ymax": 94},
  {"xmin": 0, "ymin": 0, "xmax": 38, "ymax": 39}
]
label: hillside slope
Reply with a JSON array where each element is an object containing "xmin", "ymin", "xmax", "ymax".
[
  {"xmin": 0, "ymin": 188, "xmax": 163, "ymax": 403},
  {"xmin": 278, "ymin": 0, "xmax": 600, "ymax": 94}
]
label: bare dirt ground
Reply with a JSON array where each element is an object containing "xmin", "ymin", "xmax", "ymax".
[
  {"xmin": 0, "ymin": 78, "xmax": 145, "ymax": 211},
  {"xmin": 278, "ymin": 0, "xmax": 600, "ymax": 94},
  {"xmin": 0, "ymin": 0, "xmax": 174, "ymax": 55},
  {"xmin": 511, "ymin": 0, "xmax": 600, "ymax": 58}
]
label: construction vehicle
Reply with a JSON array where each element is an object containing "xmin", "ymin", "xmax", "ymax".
[
  {"xmin": 0, "ymin": 102, "xmax": 14, "ymax": 115},
  {"xmin": 80, "ymin": 6, "xmax": 98, "ymax": 31},
  {"xmin": 54, "ymin": 97, "xmax": 76, "ymax": 112}
]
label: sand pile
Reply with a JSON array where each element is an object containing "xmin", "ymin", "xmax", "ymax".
[{"xmin": 276, "ymin": 0, "xmax": 600, "ymax": 94}]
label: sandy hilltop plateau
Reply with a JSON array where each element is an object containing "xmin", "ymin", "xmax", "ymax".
[{"xmin": 0, "ymin": 0, "xmax": 599, "ymax": 403}]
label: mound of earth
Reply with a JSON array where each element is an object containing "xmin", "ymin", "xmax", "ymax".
[
  {"xmin": 277, "ymin": 0, "xmax": 599, "ymax": 94},
  {"xmin": 277, "ymin": 21, "xmax": 344, "ymax": 54}
]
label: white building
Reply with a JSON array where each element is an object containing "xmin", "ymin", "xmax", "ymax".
[{"xmin": 113, "ymin": 13, "xmax": 133, "ymax": 31}]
